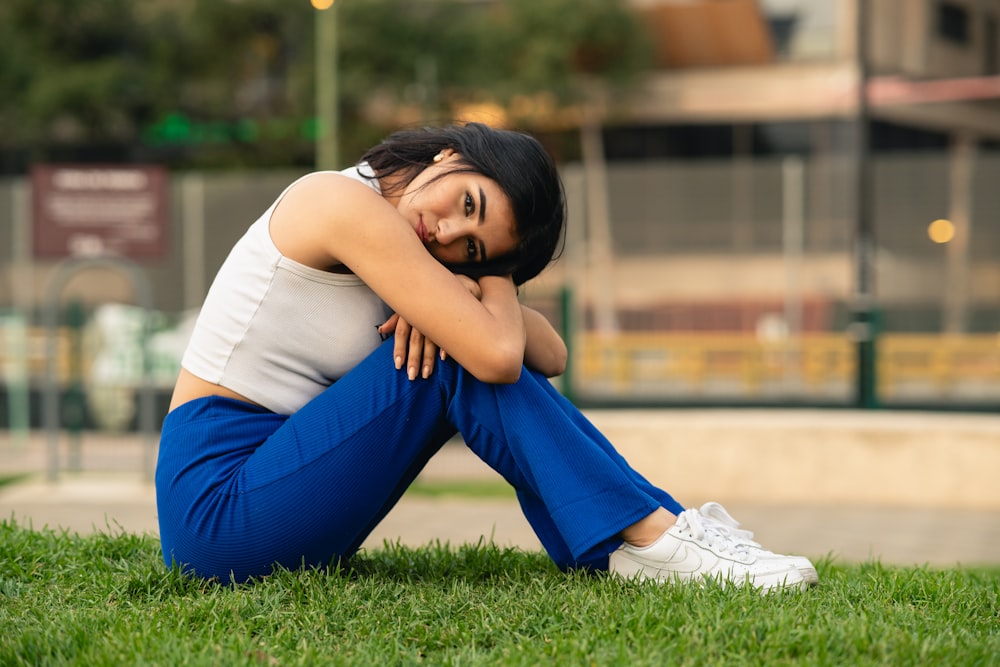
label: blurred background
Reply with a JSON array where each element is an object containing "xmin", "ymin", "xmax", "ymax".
[{"xmin": 2, "ymin": 0, "xmax": 999, "ymax": 440}]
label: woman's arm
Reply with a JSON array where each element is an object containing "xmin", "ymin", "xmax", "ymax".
[
  {"xmin": 380, "ymin": 300, "xmax": 566, "ymax": 380},
  {"xmin": 269, "ymin": 173, "xmax": 526, "ymax": 383},
  {"xmin": 521, "ymin": 305, "xmax": 566, "ymax": 378}
]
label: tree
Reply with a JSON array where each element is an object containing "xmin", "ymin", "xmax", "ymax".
[
  {"xmin": 0, "ymin": 0, "xmax": 652, "ymax": 176},
  {"xmin": 0, "ymin": 0, "xmax": 318, "ymax": 171},
  {"xmin": 335, "ymin": 0, "xmax": 503, "ymax": 159},
  {"xmin": 0, "ymin": 1, "xmax": 152, "ymax": 151}
]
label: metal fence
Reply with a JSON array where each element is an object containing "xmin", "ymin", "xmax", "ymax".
[{"xmin": 2, "ymin": 150, "xmax": 999, "ymax": 427}]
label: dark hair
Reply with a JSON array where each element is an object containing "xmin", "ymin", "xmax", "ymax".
[{"xmin": 360, "ymin": 122, "xmax": 566, "ymax": 286}]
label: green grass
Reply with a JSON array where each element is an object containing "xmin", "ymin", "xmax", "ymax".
[
  {"xmin": 1, "ymin": 520, "xmax": 998, "ymax": 666},
  {"xmin": 407, "ymin": 479, "xmax": 517, "ymax": 500},
  {"xmin": 0, "ymin": 473, "xmax": 31, "ymax": 491}
]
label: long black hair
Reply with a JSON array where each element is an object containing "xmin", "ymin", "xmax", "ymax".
[{"xmin": 360, "ymin": 122, "xmax": 565, "ymax": 286}]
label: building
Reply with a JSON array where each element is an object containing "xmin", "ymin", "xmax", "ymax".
[
  {"xmin": 542, "ymin": 0, "xmax": 1000, "ymax": 405},
  {"xmin": 547, "ymin": 0, "xmax": 1000, "ymax": 335}
]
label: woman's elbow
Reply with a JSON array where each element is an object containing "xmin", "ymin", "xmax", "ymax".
[
  {"xmin": 489, "ymin": 366, "xmax": 523, "ymax": 384},
  {"xmin": 547, "ymin": 346, "xmax": 568, "ymax": 378},
  {"xmin": 525, "ymin": 339, "xmax": 567, "ymax": 378},
  {"xmin": 471, "ymin": 347, "xmax": 524, "ymax": 384}
]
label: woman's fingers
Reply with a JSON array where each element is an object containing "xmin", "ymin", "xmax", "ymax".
[
  {"xmin": 421, "ymin": 335, "xmax": 437, "ymax": 378},
  {"xmin": 392, "ymin": 314, "xmax": 442, "ymax": 379},
  {"xmin": 378, "ymin": 312, "xmax": 400, "ymax": 338},
  {"xmin": 407, "ymin": 326, "xmax": 424, "ymax": 380},
  {"xmin": 393, "ymin": 317, "xmax": 411, "ymax": 370}
]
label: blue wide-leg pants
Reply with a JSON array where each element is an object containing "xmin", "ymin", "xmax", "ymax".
[{"xmin": 155, "ymin": 340, "xmax": 683, "ymax": 583}]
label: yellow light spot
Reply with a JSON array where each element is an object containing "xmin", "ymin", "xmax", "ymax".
[
  {"xmin": 928, "ymin": 218, "xmax": 955, "ymax": 244},
  {"xmin": 311, "ymin": 0, "xmax": 335, "ymax": 9},
  {"xmin": 454, "ymin": 102, "xmax": 508, "ymax": 128}
]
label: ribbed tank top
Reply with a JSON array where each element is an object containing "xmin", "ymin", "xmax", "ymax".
[{"xmin": 181, "ymin": 166, "xmax": 393, "ymax": 415}]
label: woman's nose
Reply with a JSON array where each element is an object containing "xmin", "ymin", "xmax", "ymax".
[{"xmin": 434, "ymin": 217, "xmax": 472, "ymax": 244}]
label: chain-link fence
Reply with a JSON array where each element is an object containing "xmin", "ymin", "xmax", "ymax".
[{"xmin": 2, "ymin": 151, "xmax": 999, "ymax": 430}]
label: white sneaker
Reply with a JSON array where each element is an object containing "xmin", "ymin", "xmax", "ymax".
[
  {"xmin": 698, "ymin": 501, "xmax": 819, "ymax": 586},
  {"xmin": 609, "ymin": 508, "xmax": 805, "ymax": 592}
]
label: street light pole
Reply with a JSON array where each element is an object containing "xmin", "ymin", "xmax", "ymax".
[
  {"xmin": 314, "ymin": 0, "xmax": 339, "ymax": 170},
  {"xmin": 852, "ymin": 0, "xmax": 877, "ymax": 408}
]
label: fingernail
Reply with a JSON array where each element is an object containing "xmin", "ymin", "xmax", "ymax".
[
  {"xmin": 422, "ymin": 365, "xmax": 430, "ymax": 378},
  {"xmin": 407, "ymin": 367, "xmax": 417, "ymax": 380},
  {"xmin": 395, "ymin": 356, "xmax": 403, "ymax": 370},
  {"xmin": 440, "ymin": 350, "xmax": 446, "ymax": 360}
]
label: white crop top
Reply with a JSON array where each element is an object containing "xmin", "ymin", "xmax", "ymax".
[{"xmin": 181, "ymin": 166, "xmax": 393, "ymax": 415}]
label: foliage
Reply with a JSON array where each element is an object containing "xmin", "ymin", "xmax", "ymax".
[
  {"xmin": 1, "ymin": 519, "xmax": 999, "ymax": 666},
  {"xmin": 0, "ymin": 0, "xmax": 151, "ymax": 142},
  {"xmin": 485, "ymin": 0, "xmax": 653, "ymax": 99},
  {"xmin": 0, "ymin": 0, "xmax": 318, "ymax": 169},
  {"xmin": 0, "ymin": 0, "xmax": 650, "ymax": 171}
]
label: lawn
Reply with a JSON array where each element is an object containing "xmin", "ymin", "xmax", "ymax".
[{"xmin": 1, "ymin": 520, "xmax": 997, "ymax": 666}]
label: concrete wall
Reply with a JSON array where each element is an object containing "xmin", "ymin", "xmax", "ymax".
[{"xmin": 589, "ymin": 408, "xmax": 1000, "ymax": 510}]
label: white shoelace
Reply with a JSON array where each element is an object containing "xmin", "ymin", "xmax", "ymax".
[
  {"xmin": 675, "ymin": 508, "xmax": 751, "ymax": 558},
  {"xmin": 699, "ymin": 501, "xmax": 763, "ymax": 548}
]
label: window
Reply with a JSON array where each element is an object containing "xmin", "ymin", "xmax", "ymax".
[
  {"xmin": 985, "ymin": 14, "xmax": 998, "ymax": 74},
  {"xmin": 937, "ymin": 1, "xmax": 971, "ymax": 45}
]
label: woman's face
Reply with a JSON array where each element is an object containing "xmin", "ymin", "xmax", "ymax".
[{"xmin": 394, "ymin": 151, "xmax": 519, "ymax": 267}]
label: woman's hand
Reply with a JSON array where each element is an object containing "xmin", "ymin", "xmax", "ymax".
[
  {"xmin": 376, "ymin": 274, "xmax": 484, "ymax": 379},
  {"xmin": 377, "ymin": 313, "xmax": 441, "ymax": 380}
]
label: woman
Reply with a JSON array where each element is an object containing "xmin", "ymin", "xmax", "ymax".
[{"xmin": 156, "ymin": 122, "xmax": 816, "ymax": 591}]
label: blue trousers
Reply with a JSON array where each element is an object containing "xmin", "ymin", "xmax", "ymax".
[{"xmin": 156, "ymin": 340, "xmax": 683, "ymax": 583}]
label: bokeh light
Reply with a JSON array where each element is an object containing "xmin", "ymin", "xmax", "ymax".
[
  {"xmin": 311, "ymin": 0, "xmax": 335, "ymax": 9},
  {"xmin": 927, "ymin": 218, "xmax": 955, "ymax": 244}
]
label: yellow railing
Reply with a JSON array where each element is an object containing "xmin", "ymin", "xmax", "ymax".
[
  {"xmin": 1, "ymin": 326, "xmax": 74, "ymax": 383},
  {"xmin": 575, "ymin": 332, "xmax": 1000, "ymax": 402},
  {"xmin": 576, "ymin": 332, "xmax": 854, "ymax": 397},
  {"xmin": 878, "ymin": 334, "xmax": 1000, "ymax": 400},
  {"xmin": 4, "ymin": 326, "xmax": 1000, "ymax": 403}
]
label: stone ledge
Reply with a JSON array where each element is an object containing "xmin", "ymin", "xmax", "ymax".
[{"xmin": 586, "ymin": 409, "xmax": 1000, "ymax": 510}]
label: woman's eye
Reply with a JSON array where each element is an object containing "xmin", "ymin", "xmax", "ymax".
[
  {"xmin": 464, "ymin": 192, "xmax": 475, "ymax": 217},
  {"xmin": 466, "ymin": 237, "xmax": 478, "ymax": 259}
]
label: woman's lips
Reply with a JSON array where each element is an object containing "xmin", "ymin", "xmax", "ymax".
[{"xmin": 417, "ymin": 219, "xmax": 429, "ymax": 243}]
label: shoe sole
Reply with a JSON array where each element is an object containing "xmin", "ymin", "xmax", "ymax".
[{"xmin": 609, "ymin": 552, "xmax": 807, "ymax": 593}]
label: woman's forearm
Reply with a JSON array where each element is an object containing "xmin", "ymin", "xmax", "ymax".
[
  {"xmin": 475, "ymin": 276, "xmax": 527, "ymax": 381},
  {"xmin": 474, "ymin": 277, "xmax": 567, "ymax": 380},
  {"xmin": 521, "ymin": 306, "xmax": 567, "ymax": 378}
]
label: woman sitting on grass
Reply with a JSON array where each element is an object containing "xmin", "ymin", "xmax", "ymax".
[{"xmin": 156, "ymin": 122, "xmax": 817, "ymax": 591}]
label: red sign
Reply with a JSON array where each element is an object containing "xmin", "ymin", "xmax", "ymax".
[{"xmin": 32, "ymin": 165, "xmax": 169, "ymax": 259}]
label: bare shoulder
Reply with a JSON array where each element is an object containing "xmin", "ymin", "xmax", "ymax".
[{"xmin": 269, "ymin": 172, "xmax": 394, "ymax": 270}]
